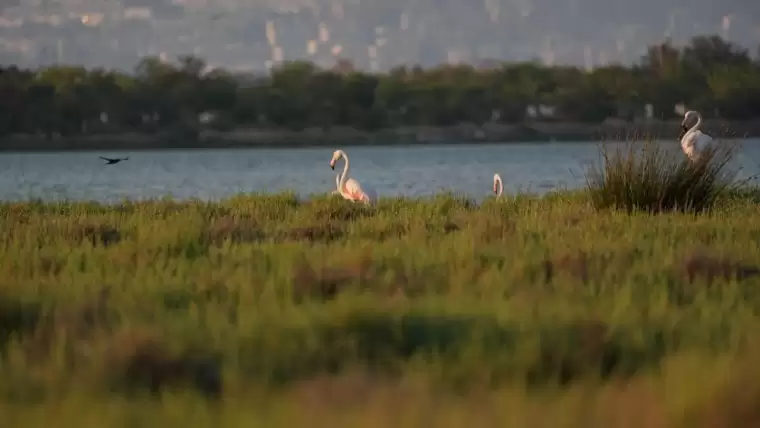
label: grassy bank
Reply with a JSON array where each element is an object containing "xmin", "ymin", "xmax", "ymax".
[
  {"xmin": 1, "ymin": 118, "xmax": 759, "ymax": 152},
  {"xmin": 2, "ymin": 186, "xmax": 760, "ymax": 426}
]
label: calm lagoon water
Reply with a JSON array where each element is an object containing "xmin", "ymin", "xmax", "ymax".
[{"xmin": 1, "ymin": 140, "xmax": 759, "ymax": 202}]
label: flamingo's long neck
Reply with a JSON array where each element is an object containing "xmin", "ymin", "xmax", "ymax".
[
  {"xmin": 497, "ymin": 178, "xmax": 503, "ymax": 197},
  {"xmin": 687, "ymin": 113, "xmax": 702, "ymax": 137},
  {"xmin": 338, "ymin": 150, "xmax": 350, "ymax": 194}
]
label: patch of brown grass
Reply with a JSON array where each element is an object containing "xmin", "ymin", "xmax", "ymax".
[
  {"xmin": 104, "ymin": 328, "xmax": 222, "ymax": 398},
  {"xmin": 288, "ymin": 371, "xmax": 671, "ymax": 428},
  {"xmin": 442, "ymin": 221, "xmax": 460, "ymax": 233},
  {"xmin": 23, "ymin": 289, "xmax": 111, "ymax": 361},
  {"xmin": 203, "ymin": 215, "xmax": 263, "ymax": 245},
  {"xmin": 115, "ymin": 200, "xmax": 187, "ymax": 217},
  {"xmin": 308, "ymin": 201, "xmax": 374, "ymax": 222},
  {"xmin": 39, "ymin": 256, "xmax": 65, "ymax": 275},
  {"xmin": 292, "ymin": 371, "xmax": 379, "ymax": 410},
  {"xmin": 530, "ymin": 321, "xmax": 622, "ymax": 385},
  {"xmin": 680, "ymin": 252, "xmax": 760, "ymax": 285},
  {"xmin": 293, "ymin": 255, "xmax": 374, "ymax": 301},
  {"xmin": 285, "ymin": 222, "xmax": 345, "ymax": 242},
  {"xmin": 681, "ymin": 353, "xmax": 760, "ymax": 428},
  {"xmin": 469, "ymin": 217, "xmax": 516, "ymax": 243},
  {"xmin": 0, "ymin": 296, "xmax": 41, "ymax": 348},
  {"xmin": 70, "ymin": 223, "xmax": 122, "ymax": 247},
  {"xmin": 563, "ymin": 214, "xmax": 583, "ymax": 227},
  {"xmin": 542, "ymin": 251, "xmax": 593, "ymax": 284},
  {"xmin": 355, "ymin": 223, "xmax": 409, "ymax": 241},
  {"xmin": 593, "ymin": 379, "xmax": 669, "ymax": 428}
]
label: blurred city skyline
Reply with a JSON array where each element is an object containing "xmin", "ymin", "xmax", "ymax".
[{"xmin": 1, "ymin": 0, "xmax": 759, "ymax": 72}]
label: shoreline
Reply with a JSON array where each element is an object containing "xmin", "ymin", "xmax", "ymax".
[{"xmin": 1, "ymin": 119, "xmax": 759, "ymax": 152}]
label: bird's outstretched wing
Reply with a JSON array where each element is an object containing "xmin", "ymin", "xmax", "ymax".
[{"xmin": 99, "ymin": 156, "xmax": 113, "ymax": 161}]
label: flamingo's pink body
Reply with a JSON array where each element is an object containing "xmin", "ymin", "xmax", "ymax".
[
  {"xmin": 680, "ymin": 110, "xmax": 714, "ymax": 162},
  {"xmin": 493, "ymin": 173, "xmax": 503, "ymax": 197},
  {"xmin": 330, "ymin": 149, "xmax": 377, "ymax": 204}
]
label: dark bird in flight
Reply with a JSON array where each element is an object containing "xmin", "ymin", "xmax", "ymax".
[{"xmin": 100, "ymin": 156, "xmax": 129, "ymax": 165}]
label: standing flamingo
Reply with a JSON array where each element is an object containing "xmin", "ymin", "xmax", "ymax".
[
  {"xmin": 493, "ymin": 173, "xmax": 503, "ymax": 197},
  {"xmin": 679, "ymin": 110, "xmax": 714, "ymax": 162},
  {"xmin": 330, "ymin": 149, "xmax": 377, "ymax": 204}
]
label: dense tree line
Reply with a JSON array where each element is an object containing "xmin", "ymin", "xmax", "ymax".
[{"xmin": 1, "ymin": 34, "xmax": 760, "ymax": 139}]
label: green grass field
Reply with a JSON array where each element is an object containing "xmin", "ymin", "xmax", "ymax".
[
  {"xmin": 2, "ymin": 141, "xmax": 760, "ymax": 427},
  {"xmin": 2, "ymin": 189, "xmax": 760, "ymax": 427}
]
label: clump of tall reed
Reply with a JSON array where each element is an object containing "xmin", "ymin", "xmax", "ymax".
[{"xmin": 585, "ymin": 139, "xmax": 743, "ymax": 213}]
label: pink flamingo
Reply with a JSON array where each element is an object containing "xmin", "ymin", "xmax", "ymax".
[
  {"xmin": 679, "ymin": 110, "xmax": 714, "ymax": 162},
  {"xmin": 330, "ymin": 149, "xmax": 377, "ymax": 204},
  {"xmin": 493, "ymin": 173, "xmax": 503, "ymax": 197}
]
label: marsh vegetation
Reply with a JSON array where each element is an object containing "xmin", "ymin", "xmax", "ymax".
[{"xmin": 0, "ymin": 140, "xmax": 759, "ymax": 427}]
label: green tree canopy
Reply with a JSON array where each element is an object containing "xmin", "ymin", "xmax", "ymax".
[{"xmin": 0, "ymin": 34, "xmax": 758, "ymax": 139}]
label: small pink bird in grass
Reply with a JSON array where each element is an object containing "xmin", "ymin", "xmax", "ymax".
[{"xmin": 330, "ymin": 149, "xmax": 377, "ymax": 204}]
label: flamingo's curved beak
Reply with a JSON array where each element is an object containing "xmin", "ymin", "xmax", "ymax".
[
  {"xmin": 330, "ymin": 162, "xmax": 335, "ymax": 170},
  {"xmin": 493, "ymin": 184, "xmax": 498, "ymax": 194}
]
